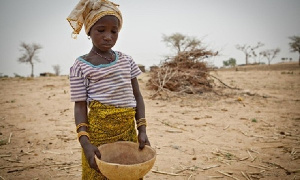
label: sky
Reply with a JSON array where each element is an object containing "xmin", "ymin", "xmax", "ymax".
[{"xmin": 0, "ymin": 0, "xmax": 299, "ymax": 77}]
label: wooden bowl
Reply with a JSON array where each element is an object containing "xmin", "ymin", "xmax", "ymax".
[{"xmin": 95, "ymin": 141, "xmax": 156, "ymax": 180}]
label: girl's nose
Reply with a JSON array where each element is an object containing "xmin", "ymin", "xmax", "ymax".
[{"xmin": 103, "ymin": 34, "xmax": 112, "ymax": 41}]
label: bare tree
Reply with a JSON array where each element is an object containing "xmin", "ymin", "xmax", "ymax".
[
  {"xmin": 18, "ymin": 42, "xmax": 42, "ymax": 77},
  {"xmin": 288, "ymin": 36, "xmax": 300, "ymax": 66},
  {"xmin": 162, "ymin": 33, "xmax": 202, "ymax": 54},
  {"xmin": 251, "ymin": 50, "xmax": 265, "ymax": 64},
  {"xmin": 261, "ymin": 48, "xmax": 280, "ymax": 65},
  {"xmin": 52, "ymin": 64, "xmax": 61, "ymax": 76},
  {"xmin": 235, "ymin": 42, "xmax": 264, "ymax": 65}
]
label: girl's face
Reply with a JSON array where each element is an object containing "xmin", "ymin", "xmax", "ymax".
[{"xmin": 89, "ymin": 15, "xmax": 119, "ymax": 52}]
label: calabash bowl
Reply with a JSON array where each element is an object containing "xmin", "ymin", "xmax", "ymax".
[{"xmin": 95, "ymin": 141, "xmax": 156, "ymax": 180}]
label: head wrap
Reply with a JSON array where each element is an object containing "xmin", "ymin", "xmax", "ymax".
[{"xmin": 67, "ymin": 0, "xmax": 122, "ymax": 38}]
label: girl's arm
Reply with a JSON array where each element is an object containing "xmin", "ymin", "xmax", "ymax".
[
  {"xmin": 75, "ymin": 101, "xmax": 88, "ymax": 135},
  {"xmin": 131, "ymin": 77, "xmax": 150, "ymax": 149},
  {"xmin": 131, "ymin": 78, "xmax": 145, "ymax": 124},
  {"xmin": 74, "ymin": 101, "xmax": 101, "ymax": 171}
]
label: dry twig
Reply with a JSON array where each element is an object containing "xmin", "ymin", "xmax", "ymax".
[
  {"xmin": 166, "ymin": 130, "xmax": 182, "ymax": 133},
  {"xmin": 217, "ymin": 171, "xmax": 240, "ymax": 180},
  {"xmin": 203, "ymin": 164, "xmax": 220, "ymax": 170},
  {"xmin": 263, "ymin": 161, "xmax": 293, "ymax": 174},
  {"xmin": 241, "ymin": 171, "xmax": 252, "ymax": 180},
  {"xmin": 175, "ymin": 165, "xmax": 199, "ymax": 174},
  {"xmin": 0, "ymin": 154, "xmax": 11, "ymax": 158},
  {"xmin": 158, "ymin": 120, "xmax": 187, "ymax": 131},
  {"xmin": 223, "ymin": 125, "xmax": 230, "ymax": 130},
  {"xmin": 247, "ymin": 150, "xmax": 256, "ymax": 162},
  {"xmin": 208, "ymin": 73, "xmax": 240, "ymax": 90},
  {"xmin": 152, "ymin": 170, "xmax": 182, "ymax": 176},
  {"xmin": 248, "ymin": 165, "xmax": 267, "ymax": 170},
  {"xmin": 207, "ymin": 176, "xmax": 224, "ymax": 178},
  {"xmin": 42, "ymin": 150, "xmax": 61, "ymax": 155},
  {"xmin": 187, "ymin": 174, "xmax": 193, "ymax": 180},
  {"xmin": 239, "ymin": 157, "xmax": 249, "ymax": 161},
  {"xmin": 8, "ymin": 133, "xmax": 12, "ymax": 144},
  {"xmin": 4, "ymin": 159, "xmax": 24, "ymax": 163}
]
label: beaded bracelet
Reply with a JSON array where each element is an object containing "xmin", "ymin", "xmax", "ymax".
[
  {"xmin": 77, "ymin": 131, "xmax": 90, "ymax": 141},
  {"xmin": 76, "ymin": 123, "xmax": 89, "ymax": 132}
]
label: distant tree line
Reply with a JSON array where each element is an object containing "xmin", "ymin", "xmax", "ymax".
[
  {"xmin": 235, "ymin": 35, "xmax": 300, "ymax": 66},
  {"xmin": 16, "ymin": 35, "xmax": 300, "ymax": 77}
]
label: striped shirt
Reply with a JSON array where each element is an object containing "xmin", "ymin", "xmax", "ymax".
[{"xmin": 69, "ymin": 51, "xmax": 142, "ymax": 107}]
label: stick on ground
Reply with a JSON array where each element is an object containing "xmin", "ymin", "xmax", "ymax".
[
  {"xmin": 217, "ymin": 171, "xmax": 240, "ymax": 180},
  {"xmin": 152, "ymin": 170, "xmax": 182, "ymax": 176},
  {"xmin": 8, "ymin": 133, "xmax": 12, "ymax": 144}
]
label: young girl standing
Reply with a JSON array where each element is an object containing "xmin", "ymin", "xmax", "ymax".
[{"xmin": 67, "ymin": 0, "xmax": 150, "ymax": 179}]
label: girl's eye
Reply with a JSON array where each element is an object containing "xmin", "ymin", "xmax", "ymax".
[
  {"xmin": 97, "ymin": 29, "xmax": 104, "ymax": 32},
  {"xmin": 112, "ymin": 31, "xmax": 117, "ymax": 34}
]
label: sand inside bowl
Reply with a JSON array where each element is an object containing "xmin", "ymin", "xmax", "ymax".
[{"xmin": 99, "ymin": 141, "xmax": 155, "ymax": 165}]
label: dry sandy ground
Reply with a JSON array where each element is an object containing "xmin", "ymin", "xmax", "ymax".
[{"xmin": 0, "ymin": 62, "xmax": 299, "ymax": 180}]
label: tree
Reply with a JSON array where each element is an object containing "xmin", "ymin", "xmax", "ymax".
[
  {"xmin": 235, "ymin": 42, "xmax": 264, "ymax": 65},
  {"xmin": 18, "ymin": 42, "xmax": 42, "ymax": 77},
  {"xmin": 52, "ymin": 64, "xmax": 61, "ymax": 76},
  {"xmin": 288, "ymin": 36, "xmax": 300, "ymax": 66},
  {"xmin": 223, "ymin": 58, "xmax": 236, "ymax": 67},
  {"xmin": 252, "ymin": 51, "xmax": 265, "ymax": 64},
  {"xmin": 162, "ymin": 33, "xmax": 217, "ymax": 62},
  {"xmin": 281, "ymin": 57, "xmax": 287, "ymax": 63},
  {"xmin": 162, "ymin": 33, "xmax": 202, "ymax": 54},
  {"xmin": 261, "ymin": 48, "xmax": 280, "ymax": 65}
]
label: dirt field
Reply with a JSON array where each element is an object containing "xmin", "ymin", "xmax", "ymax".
[{"xmin": 0, "ymin": 62, "xmax": 299, "ymax": 180}]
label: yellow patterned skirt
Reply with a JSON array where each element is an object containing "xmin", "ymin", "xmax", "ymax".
[{"xmin": 82, "ymin": 101, "xmax": 138, "ymax": 180}]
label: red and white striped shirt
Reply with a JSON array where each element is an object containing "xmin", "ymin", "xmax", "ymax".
[{"xmin": 69, "ymin": 51, "xmax": 142, "ymax": 108}]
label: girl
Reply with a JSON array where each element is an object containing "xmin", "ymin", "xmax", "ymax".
[{"xmin": 67, "ymin": 0, "xmax": 150, "ymax": 179}]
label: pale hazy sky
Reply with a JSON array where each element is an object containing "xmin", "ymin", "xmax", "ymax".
[{"xmin": 0, "ymin": 0, "xmax": 299, "ymax": 77}]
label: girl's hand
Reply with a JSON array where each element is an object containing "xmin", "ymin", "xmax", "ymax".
[
  {"xmin": 138, "ymin": 131, "xmax": 151, "ymax": 149},
  {"xmin": 82, "ymin": 143, "xmax": 102, "ymax": 172}
]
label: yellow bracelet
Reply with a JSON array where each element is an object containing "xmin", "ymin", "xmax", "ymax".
[
  {"xmin": 77, "ymin": 131, "xmax": 90, "ymax": 141},
  {"xmin": 137, "ymin": 122, "xmax": 147, "ymax": 129},
  {"xmin": 76, "ymin": 123, "xmax": 89, "ymax": 132},
  {"xmin": 136, "ymin": 118, "xmax": 146, "ymax": 124}
]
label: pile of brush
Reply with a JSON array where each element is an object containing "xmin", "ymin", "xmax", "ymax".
[{"xmin": 147, "ymin": 49, "xmax": 217, "ymax": 96}]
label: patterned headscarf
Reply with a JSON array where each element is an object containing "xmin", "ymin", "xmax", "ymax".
[{"xmin": 67, "ymin": 0, "xmax": 122, "ymax": 38}]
